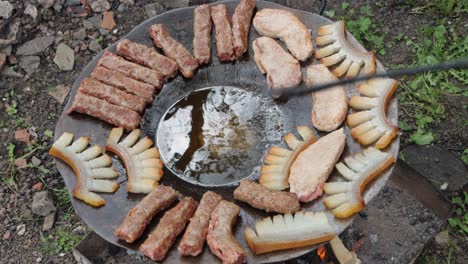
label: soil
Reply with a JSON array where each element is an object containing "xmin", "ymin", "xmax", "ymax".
[{"xmin": 0, "ymin": 0, "xmax": 466, "ymax": 264}]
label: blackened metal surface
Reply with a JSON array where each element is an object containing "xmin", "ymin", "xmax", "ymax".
[{"xmin": 54, "ymin": 0, "xmax": 399, "ymax": 263}]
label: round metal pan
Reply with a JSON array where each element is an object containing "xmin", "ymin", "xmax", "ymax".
[{"xmin": 54, "ymin": 0, "xmax": 399, "ymax": 263}]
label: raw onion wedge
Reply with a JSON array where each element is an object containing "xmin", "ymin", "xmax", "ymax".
[
  {"xmin": 49, "ymin": 132, "xmax": 119, "ymax": 207},
  {"xmin": 106, "ymin": 127, "xmax": 163, "ymax": 193},
  {"xmin": 259, "ymin": 126, "xmax": 317, "ymax": 190},
  {"xmin": 323, "ymin": 147, "xmax": 395, "ymax": 218},
  {"xmin": 315, "ymin": 21, "xmax": 376, "ymax": 78},
  {"xmin": 245, "ymin": 211, "xmax": 335, "ymax": 254},
  {"xmin": 347, "ymin": 78, "xmax": 398, "ymax": 149}
]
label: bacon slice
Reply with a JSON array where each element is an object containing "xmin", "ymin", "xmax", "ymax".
[
  {"xmin": 148, "ymin": 24, "xmax": 199, "ymax": 78},
  {"xmin": 259, "ymin": 126, "xmax": 317, "ymax": 190},
  {"xmin": 234, "ymin": 179, "xmax": 300, "ymax": 214},
  {"xmin": 323, "ymin": 147, "xmax": 395, "ymax": 218},
  {"xmin": 193, "ymin": 4, "xmax": 212, "ymax": 64},
  {"xmin": 315, "ymin": 21, "xmax": 376, "ymax": 78},
  {"xmin": 289, "ymin": 128, "xmax": 346, "ymax": 202},
  {"xmin": 92, "ymin": 66, "xmax": 155, "ymax": 102},
  {"xmin": 178, "ymin": 191, "xmax": 223, "ymax": 256},
  {"xmin": 306, "ymin": 64, "xmax": 348, "ymax": 132},
  {"xmin": 49, "ymin": 133, "xmax": 119, "ymax": 207},
  {"xmin": 78, "ymin": 78, "xmax": 146, "ymax": 113},
  {"xmin": 114, "ymin": 185, "xmax": 178, "ymax": 243},
  {"xmin": 116, "ymin": 39, "xmax": 178, "ymax": 79},
  {"xmin": 245, "ymin": 211, "xmax": 334, "ymax": 254},
  {"xmin": 97, "ymin": 51, "xmax": 164, "ymax": 88},
  {"xmin": 67, "ymin": 92, "xmax": 141, "ymax": 130},
  {"xmin": 140, "ymin": 197, "xmax": 198, "ymax": 261},
  {"xmin": 106, "ymin": 127, "xmax": 163, "ymax": 193},
  {"xmin": 207, "ymin": 200, "xmax": 246, "ymax": 264},
  {"xmin": 347, "ymin": 78, "xmax": 398, "ymax": 149},
  {"xmin": 210, "ymin": 4, "xmax": 235, "ymax": 62},
  {"xmin": 232, "ymin": 0, "xmax": 256, "ymax": 59}
]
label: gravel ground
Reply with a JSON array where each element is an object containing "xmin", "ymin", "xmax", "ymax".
[{"xmin": 0, "ymin": 0, "xmax": 466, "ymax": 263}]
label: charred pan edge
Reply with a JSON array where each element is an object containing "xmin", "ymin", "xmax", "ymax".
[
  {"xmin": 347, "ymin": 78, "xmax": 398, "ymax": 149},
  {"xmin": 259, "ymin": 126, "xmax": 317, "ymax": 190},
  {"xmin": 105, "ymin": 127, "xmax": 163, "ymax": 193},
  {"xmin": 323, "ymin": 147, "xmax": 395, "ymax": 219},
  {"xmin": 244, "ymin": 211, "xmax": 335, "ymax": 254},
  {"xmin": 49, "ymin": 132, "xmax": 119, "ymax": 207},
  {"xmin": 315, "ymin": 21, "xmax": 376, "ymax": 78}
]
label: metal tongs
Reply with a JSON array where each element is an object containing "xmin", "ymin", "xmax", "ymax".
[{"xmin": 272, "ymin": 58, "xmax": 468, "ymax": 98}]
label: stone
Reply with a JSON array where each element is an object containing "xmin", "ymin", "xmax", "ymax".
[
  {"xmin": 1, "ymin": 66, "xmax": 23, "ymax": 78},
  {"xmin": 32, "ymin": 182, "xmax": 43, "ymax": 191},
  {"xmin": 73, "ymin": 28, "xmax": 86, "ymax": 41},
  {"xmin": 91, "ymin": 0, "xmax": 110, "ymax": 13},
  {"xmin": 120, "ymin": 0, "xmax": 134, "ymax": 5},
  {"xmin": 38, "ymin": 0, "xmax": 55, "ymax": 9},
  {"xmin": 72, "ymin": 225, "xmax": 86, "ymax": 235},
  {"xmin": 100, "ymin": 11, "xmax": 116, "ymax": 30},
  {"xmin": 0, "ymin": 52, "xmax": 6, "ymax": 72},
  {"xmin": 0, "ymin": 20, "xmax": 19, "ymax": 49},
  {"xmin": 14, "ymin": 158, "xmax": 27, "ymax": 168},
  {"xmin": 31, "ymin": 191, "xmax": 56, "ymax": 216},
  {"xmin": 42, "ymin": 212, "xmax": 55, "ymax": 231},
  {"xmin": 0, "ymin": 1, "xmax": 14, "ymax": 19},
  {"xmin": 16, "ymin": 224, "xmax": 26, "ymax": 236},
  {"xmin": 83, "ymin": 15, "xmax": 101, "ymax": 30},
  {"xmin": 24, "ymin": 4, "xmax": 38, "ymax": 20},
  {"xmin": 3, "ymin": 231, "xmax": 11, "ymax": 239},
  {"xmin": 88, "ymin": 39, "xmax": 102, "ymax": 53},
  {"xmin": 19, "ymin": 55, "xmax": 40, "ymax": 75},
  {"xmin": 16, "ymin": 36, "xmax": 55, "ymax": 56},
  {"xmin": 144, "ymin": 3, "xmax": 164, "ymax": 18},
  {"xmin": 53, "ymin": 0, "xmax": 64, "ymax": 12},
  {"xmin": 31, "ymin": 156, "xmax": 41, "ymax": 166},
  {"xmin": 162, "ymin": 0, "xmax": 189, "ymax": 10},
  {"xmin": 64, "ymin": 0, "xmax": 80, "ymax": 7},
  {"xmin": 15, "ymin": 129, "xmax": 30, "ymax": 143},
  {"xmin": 48, "ymin": 84, "xmax": 70, "ymax": 104},
  {"xmin": 434, "ymin": 230, "xmax": 449, "ymax": 246},
  {"xmin": 53, "ymin": 43, "xmax": 74, "ymax": 71}
]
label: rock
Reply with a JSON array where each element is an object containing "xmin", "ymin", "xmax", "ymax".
[
  {"xmin": 31, "ymin": 156, "xmax": 41, "ymax": 166},
  {"xmin": 0, "ymin": 52, "xmax": 6, "ymax": 72},
  {"xmin": 144, "ymin": 3, "xmax": 164, "ymax": 18},
  {"xmin": 83, "ymin": 15, "xmax": 101, "ymax": 30},
  {"xmin": 14, "ymin": 158, "xmax": 27, "ymax": 168},
  {"xmin": 100, "ymin": 11, "xmax": 116, "ymax": 30},
  {"xmin": 38, "ymin": 0, "xmax": 55, "ymax": 9},
  {"xmin": 161, "ymin": 0, "xmax": 188, "ymax": 10},
  {"xmin": 24, "ymin": 4, "xmax": 38, "ymax": 20},
  {"xmin": 73, "ymin": 28, "xmax": 87, "ymax": 41},
  {"xmin": 19, "ymin": 55, "xmax": 40, "ymax": 75},
  {"xmin": 42, "ymin": 212, "xmax": 55, "ymax": 232},
  {"xmin": 0, "ymin": 1, "xmax": 14, "ymax": 19},
  {"xmin": 434, "ymin": 230, "xmax": 449, "ymax": 246},
  {"xmin": 16, "ymin": 37, "xmax": 55, "ymax": 56},
  {"xmin": 36, "ymin": 257, "xmax": 42, "ymax": 263},
  {"xmin": 1, "ymin": 66, "xmax": 23, "ymax": 78},
  {"xmin": 91, "ymin": 0, "xmax": 110, "ymax": 13},
  {"xmin": 72, "ymin": 225, "xmax": 86, "ymax": 235},
  {"xmin": 15, "ymin": 129, "xmax": 30, "ymax": 143},
  {"xmin": 88, "ymin": 39, "xmax": 102, "ymax": 52},
  {"xmin": 53, "ymin": 43, "xmax": 74, "ymax": 71},
  {"xmin": 64, "ymin": 0, "xmax": 80, "ymax": 7},
  {"xmin": 53, "ymin": 0, "xmax": 64, "ymax": 12},
  {"xmin": 31, "ymin": 191, "xmax": 56, "ymax": 216},
  {"xmin": 120, "ymin": 0, "xmax": 134, "ymax": 5},
  {"xmin": 48, "ymin": 84, "xmax": 70, "ymax": 104},
  {"xmin": 0, "ymin": 20, "xmax": 19, "ymax": 49},
  {"xmin": 3, "ymin": 231, "xmax": 11, "ymax": 239},
  {"xmin": 16, "ymin": 224, "xmax": 26, "ymax": 236},
  {"xmin": 32, "ymin": 182, "xmax": 43, "ymax": 191},
  {"xmin": 99, "ymin": 28, "xmax": 110, "ymax": 36}
]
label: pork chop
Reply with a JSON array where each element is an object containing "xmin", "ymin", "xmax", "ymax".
[{"xmin": 289, "ymin": 128, "xmax": 346, "ymax": 202}]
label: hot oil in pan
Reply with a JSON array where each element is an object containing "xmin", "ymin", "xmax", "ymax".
[{"xmin": 157, "ymin": 86, "xmax": 282, "ymax": 186}]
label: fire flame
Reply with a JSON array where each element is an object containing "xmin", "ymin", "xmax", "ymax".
[{"xmin": 317, "ymin": 245, "xmax": 327, "ymax": 261}]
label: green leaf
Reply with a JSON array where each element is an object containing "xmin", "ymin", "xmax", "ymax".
[
  {"xmin": 44, "ymin": 130, "xmax": 54, "ymax": 138},
  {"xmin": 410, "ymin": 131, "xmax": 434, "ymax": 145},
  {"xmin": 341, "ymin": 2, "xmax": 349, "ymax": 10},
  {"xmin": 323, "ymin": 10, "xmax": 335, "ymax": 18},
  {"xmin": 399, "ymin": 121, "xmax": 412, "ymax": 131},
  {"xmin": 448, "ymin": 217, "xmax": 458, "ymax": 227},
  {"xmin": 7, "ymin": 143, "xmax": 15, "ymax": 161}
]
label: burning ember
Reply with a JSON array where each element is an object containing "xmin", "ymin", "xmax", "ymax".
[{"xmin": 317, "ymin": 245, "xmax": 327, "ymax": 261}]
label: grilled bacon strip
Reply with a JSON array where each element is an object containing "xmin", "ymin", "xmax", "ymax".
[
  {"xmin": 140, "ymin": 197, "xmax": 198, "ymax": 261},
  {"xmin": 78, "ymin": 78, "xmax": 146, "ymax": 113},
  {"xmin": 114, "ymin": 185, "xmax": 178, "ymax": 243},
  {"xmin": 193, "ymin": 4, "xmax": 212, "ymax": 64},
  {"xmin": 149, "ymin": 24, "xmax": 199, "ymax": 78},
  {"xmin": 116, "ymin": 39, "xmax": 178, "ymax": 79},
  {"xmin": 211, "ymin": 4, "xmax": 235, "ymax": 62},
  {"xmin": 67, "ymin": 92, "xmax": 141, "ymax": 130}
]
